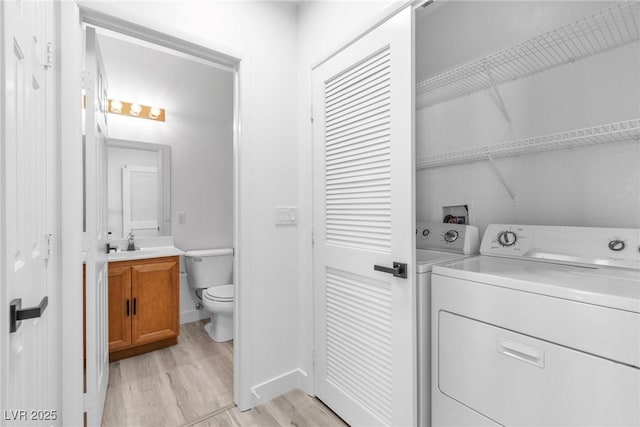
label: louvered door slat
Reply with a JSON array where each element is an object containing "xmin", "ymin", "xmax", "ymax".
[
  {"xmin": 327, "ymin": 141, "xmax": 389, "ymax": 163},
  {"xmin": 327, "ymin": 76, "xmax": 390, "ymax": 113},
  {"xmin": 327, "ymin": 143, "xmax": 389, "ymax": 163},
  {"xmin": 326, "ymin": 95, "xmax": 391, "ymax": 128},
  {"xmin": 327, "ymin": 218, "xmax": 390, "ymax": 227},
  {"xmin": 325, "ymin": 49, "xmax": 390, "ymax": 97},
  {"xmin": 327, "ymin": 171, "xmax": 389, "ymax": 188},
  {"xmin": 326, "ymin": 81, "xmax": 391, "ymax": 119},
  {"xmin": 327, "ymin": 187, "xmax": 390, "ymax": 197},
  {"xmin": 326, "ymin": 158, "xmax": 390, "ymax": 175},
  {"xmin": 329, "ymin": 235, "xmax": 390, "ymax": 248},
  {"xmin": 326, "ymin": 111, "xmax": 390, "ymax": 140}
]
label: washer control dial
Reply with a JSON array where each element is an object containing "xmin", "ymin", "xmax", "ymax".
[
  {"xmin": 444, "ymin": 230, "xmax": 458, "ymax": 243},
  {"xmin": 498, "ymin": 230, "xmax": 518, "ymax": 247},
  {"xmin": 422, "ymin": 228, "xmax": 430, "ymax": 237},
  {"xmin": 608, "ymin": 240, "xmax": 625, "ymax": 251}
]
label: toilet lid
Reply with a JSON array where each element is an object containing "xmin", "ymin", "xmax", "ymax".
[{"xmin": 203, "ymin": 285, "xmax": 234, "ymax": 302}]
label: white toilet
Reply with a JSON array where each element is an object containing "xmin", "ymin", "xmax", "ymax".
[{"xmin": 185, "ymin": 248, "xmax": 234, "ymax": 342}]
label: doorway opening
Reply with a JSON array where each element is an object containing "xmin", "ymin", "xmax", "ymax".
[{"xmin": 80, "ymin": 14, "xmax": 241, "ymax": 426}]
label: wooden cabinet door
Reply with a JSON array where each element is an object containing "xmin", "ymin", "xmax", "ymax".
[
  {"xmin": 131, "ymin": 259, "xmax": 179, "ymax": 346},
  {"xmin": 108, "ymin": 264, "xmax": 132, "ymax": 352}
]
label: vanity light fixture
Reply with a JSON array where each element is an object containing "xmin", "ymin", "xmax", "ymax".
[{"xmin": 107, "ymin": 98, "xmax": 166, "ymax": 122}]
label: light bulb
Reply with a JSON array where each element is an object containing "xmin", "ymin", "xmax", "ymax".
[
  {"xmin": 110, "ymin": 99, "xmax": 122, "ymax": 113},
  {"xmin": 149, "ymin": 107, "xmax": 161, "ymax": 119},
  {"xmin": 130, "ymin": 103, "xmax": 142, "ymax": 116}
]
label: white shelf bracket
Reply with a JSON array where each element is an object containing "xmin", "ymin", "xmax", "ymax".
[
  {"xmin": 483, "ymin": 60, "xmax": 512, "ymax": 126},
  {"xmin": 487, "ymin": 154, "xmax": 516, "ymax": 202}
]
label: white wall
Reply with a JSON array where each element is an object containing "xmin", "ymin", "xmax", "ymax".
[
  {"xmin": 415, "ymin": 1, "xmax": 640, "ymax": 235},
  {"xmin": 88, "ymin": 0, "xmax": 301, "ymax": 409}
]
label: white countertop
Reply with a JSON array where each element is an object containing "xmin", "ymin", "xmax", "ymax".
[{"xmin": 108, "ymin": 245, "xmax": 184, "ymax": 262}]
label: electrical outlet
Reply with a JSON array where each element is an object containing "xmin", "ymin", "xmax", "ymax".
[{"xmin": 177, "ymin": 211, "xmax": 186, "ymax": 224}]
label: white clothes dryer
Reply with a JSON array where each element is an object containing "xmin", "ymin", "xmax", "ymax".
[
  {"xmin": 416, "ymin": 222, "xmax": 480, "ymax": 427},
  {"xmin": 431, "ymin": 224, "xmax": 640, "ymax": 427}
]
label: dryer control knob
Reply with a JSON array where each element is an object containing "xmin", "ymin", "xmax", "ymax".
[
  {"xmin": 608, "ymin": 240, "xmax": 625, "ymax": 251},
  {"xmin": 444, "ymin": 230, "xmax": 458, "ymax": 243},
  {"xmin": 498, "ymin": 231, "xmax": 517, "ymax": 247}
]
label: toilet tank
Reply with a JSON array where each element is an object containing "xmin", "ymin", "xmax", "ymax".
[{"xmin": 185, "ymin": 248, "xmax": 233, "ymax": 290}]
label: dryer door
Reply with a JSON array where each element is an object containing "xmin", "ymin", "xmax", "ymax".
[{"xmin": 438, "ymin": 311, "xmax": 640, "ymax": 426}]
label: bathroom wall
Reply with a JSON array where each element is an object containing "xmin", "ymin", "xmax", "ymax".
[
  {"xmin": 415, "ymin": 1, "xmax": 640, "ymax": 235},
  {"xmin": 89, "ymin": 0, "xmax": 300, "ymax": 410}
]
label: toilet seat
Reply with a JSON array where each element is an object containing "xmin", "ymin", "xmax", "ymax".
[{"xmin": 203, "ymin": 285, "xmax": 234, "ymax": 302}]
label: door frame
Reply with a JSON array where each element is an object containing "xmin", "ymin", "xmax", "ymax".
[{"xmin": 60, "ymin": 2, "xmax": 247, "ymax": 424}]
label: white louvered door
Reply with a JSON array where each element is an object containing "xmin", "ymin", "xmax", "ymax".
[{"xmin": 312, "ymin": 8, "xmax": 415, "ymax": 427}]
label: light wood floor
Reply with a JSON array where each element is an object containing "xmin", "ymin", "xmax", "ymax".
[{"xmin": 102, "ymin": 319, "xmax": 347, "ymax": 427}]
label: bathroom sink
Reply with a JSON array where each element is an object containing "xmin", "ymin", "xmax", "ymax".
[{"xmin": 108, "ymin": 246, "xmax": 184, "ymax": 261}]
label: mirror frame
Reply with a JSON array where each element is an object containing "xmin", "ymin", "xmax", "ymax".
[{"xmin": 107, "ymin": 138, "xmax": 172, "ymax": 237}]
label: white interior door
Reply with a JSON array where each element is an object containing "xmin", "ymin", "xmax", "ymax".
[
  {"xmin": 84, "ymin": 26, "xmax": 110, "ymax": 426},
  {"xmin": 312, "ymin": 7, "xmax": 415, "ymax": 427},
  {"xmin": 1, "ymin": 0, "xmax": 59, "ymax": 424},
  {"xmin": 122, "ymin": 165, "xmax": 159, "ymax": 236}
]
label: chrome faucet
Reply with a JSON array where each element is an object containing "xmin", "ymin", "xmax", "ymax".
[{"xmin": 127, "ymin": 231, "xmax": 136, "ymax": 251}]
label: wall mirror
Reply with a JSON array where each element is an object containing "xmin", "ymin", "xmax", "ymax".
[{"xmin": 107, "ymin": 138, "xmax": 171, "ymax": 238}]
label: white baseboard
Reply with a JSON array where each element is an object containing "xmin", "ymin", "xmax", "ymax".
[
  {"xmin": 180, "ymin": 308, "xmax": 209, "ymax": 325},
  {"xmin": 250, "ymin": 369, "xmax": 308, "ymax": 406}
]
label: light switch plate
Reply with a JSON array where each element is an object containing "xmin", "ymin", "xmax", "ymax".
[{"xmin": 275, "ymin": 206, "xmax": 298, "ymax": 225}]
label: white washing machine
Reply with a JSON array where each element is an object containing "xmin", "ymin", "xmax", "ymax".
[
  {"xmin": 431, "ymin": 224, "xmax": 640, "ymax": 427},
  {"xmin": 416, "ymin": 222, "xmax": 480, "ymax": 427}
]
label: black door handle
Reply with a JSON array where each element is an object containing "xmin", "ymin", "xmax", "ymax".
[
  {"xmin": 133, "ymin": 298, "xmax": 137, "ymax": 315},
  {"xmin": 9, "ymin": 296, "xmax": 48, "ymax": 333},
  {"xmin": 374, "ymin": 262, "xmax": 408, "ymax": 279}
]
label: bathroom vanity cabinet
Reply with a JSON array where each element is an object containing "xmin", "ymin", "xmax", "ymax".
[{"xmin": 108, "ymin": 256, "xmax": 180, "ymax": 361}]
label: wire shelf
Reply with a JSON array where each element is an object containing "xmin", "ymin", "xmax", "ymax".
[
  {"xmin": 416, "ymin": 1, "xmax": 640, "ymax": 106},
  {"xmin": 416, "ymin": 119, "xmax": 640, "ymax": 169}
]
